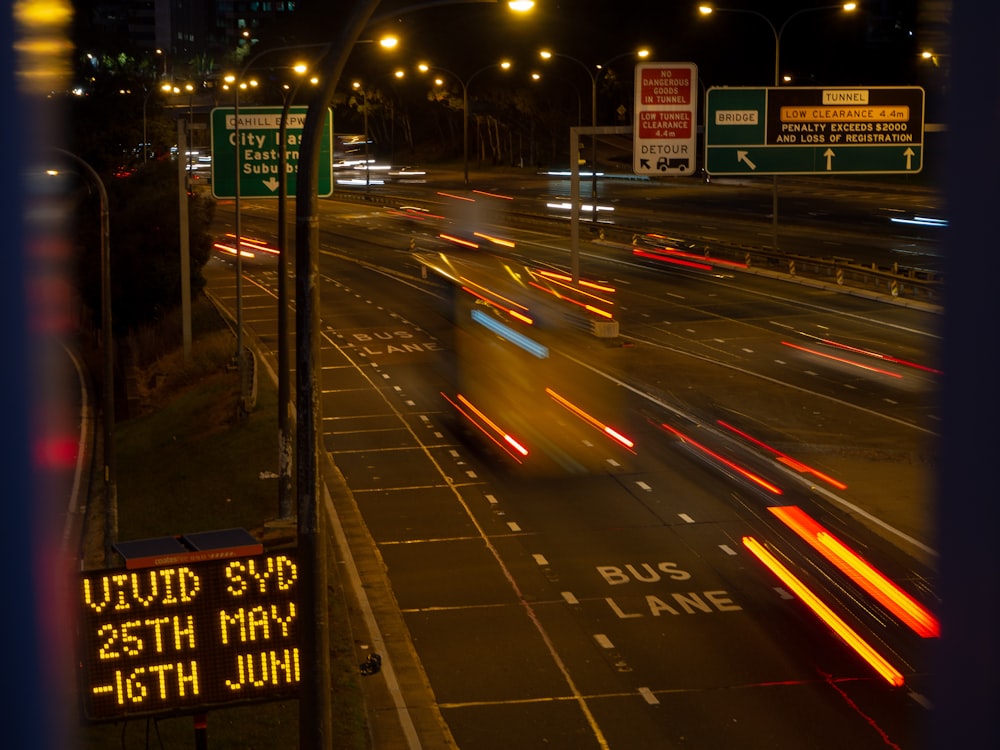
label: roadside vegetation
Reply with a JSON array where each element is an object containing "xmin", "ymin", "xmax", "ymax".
[{"xmin": 80, "ymin": 298, "xmax": 370, "ymax": 749}]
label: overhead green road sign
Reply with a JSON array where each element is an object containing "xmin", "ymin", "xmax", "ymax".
[
  {"xmin": 211, "ymin": 106, "xmax": 333, "ymax": 199},
  {"xmin": 705, "ymin": 86, "xmax": 924, "ymax": 175}
]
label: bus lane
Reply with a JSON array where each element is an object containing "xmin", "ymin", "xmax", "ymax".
[
  {"xmin": 478, "ymin": 433, "xmax": 922, "ymax": 749},
  {"xmin": 519, "ymin": 510, "xmax": 920, "ymax": 748}
]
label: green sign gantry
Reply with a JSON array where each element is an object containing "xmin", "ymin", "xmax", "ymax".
[
  {"xmin": 705, "ymin": 86, "xmax": 925, "ymax": 176},
  {"xmin": 211, "ymin": 106, "xmax": 333, "ymax": 199}
]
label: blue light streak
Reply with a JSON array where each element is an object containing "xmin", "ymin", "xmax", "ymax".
[{"xmin": 471, "ymin": 308, "xmax": 549, "ymax": 359}]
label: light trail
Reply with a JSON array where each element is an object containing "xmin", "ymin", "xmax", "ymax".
[
  {"xmin": 768, "ymin": 506, "xmax": 940, "ymax": 639},
  {"xmin": 742, "ymin": 536, "xmax": 906, "ymax": 687}
]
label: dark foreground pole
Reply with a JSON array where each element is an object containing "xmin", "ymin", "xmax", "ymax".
[{"xmin": 294, "ymin": 3, "xmax": 381, "ymax": 748}]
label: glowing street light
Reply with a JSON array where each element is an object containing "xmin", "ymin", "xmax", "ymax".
[
  {"xmin": 420, "ymin": 59, "xmax": 512, "ymax": 185},
  {"xmin": 698, "ymin": 3, "xmax": 858, "ymax": 250},
  {"xmin": 220, "ymin": 71, "xmax": 259, "ymax": 417},
  {"xmin": 539, "ymin": 46, "xmax": 651, "ymax": 218},
  {"xmin": 697, "ymin": 3, "xmax": 858, "ymax": 86},
  {"xmin": 292, "ymin": 5, "xmax": 534, "ymax": 746},
  {"xmin": 921, "ymin": 49, "xmax": 946, "ymax": 67}
]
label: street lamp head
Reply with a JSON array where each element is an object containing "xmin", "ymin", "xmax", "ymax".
[
  {"xmin": 698, "ymin": 5, "xmax": 713, "ymax": 15},
  {"xmin": 843, "ymin": 2, "xmax": 857, "ymax": 10},
  {"xmin": 379, "ymin": 35, "xmax": 399, "ymax": 49},
  {"xmin": 920, "ymin": 49, "xmax": 942, "ymax": 66},
  {"xmin": 500, "ymin": 60, "xmax": 512, "ymax": 70},
  {"xmin": 637, "ymin": 48, "xmax": 651, "ymax": 59},
  {"xmin": 539, "ymin": 49, "xmax": 553, "ymax": 60},
  {"xmin": 293, "ymin": 63, "xmax": 308, "ymax": 74},
  {"xmin": 393, "ymin": 69, "xmax": 405, "ymax": 79},
  {"xmin": 508, "ymin": 1, "xmax": 534, "ymax": 11}
]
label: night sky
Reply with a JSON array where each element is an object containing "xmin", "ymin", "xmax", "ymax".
[{"xmin": 350, "ymin": 1, "xmax": 924, "ymax": 89}]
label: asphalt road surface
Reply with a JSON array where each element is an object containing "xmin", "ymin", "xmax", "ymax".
[{"xmin": 206, "ymin": 182, "xmax": 939, "ymax": 748}]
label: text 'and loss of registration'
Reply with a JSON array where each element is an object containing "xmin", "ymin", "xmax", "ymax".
[{"xmin": 716, "ymin": 89, "xmax": 916, "ymax": 144}]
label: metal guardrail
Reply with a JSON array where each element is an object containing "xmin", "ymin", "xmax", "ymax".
[
  {"xmin": 501, "ymin": 209, "xmax": 943, "ymax": 311},
  {"xmin": 330, "ymin": 188, "xmax": 943, "ymax": 311}
]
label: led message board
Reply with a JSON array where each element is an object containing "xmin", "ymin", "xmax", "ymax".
[{"xmin": 79, "ymin": 552, "xmax": 299, "ymax": 721}]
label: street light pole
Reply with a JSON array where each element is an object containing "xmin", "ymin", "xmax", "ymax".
[
  {"xmin": 222, "ymin": 72, "xmax": 258, "ymax": 418},
  {"xmin": 540, "ymin": 48, "xmax": 647, "ymax": 222},
  {"xmin": 699, "ymin": 4, "xmax": 857, "ymax": 250},
  {"xmin": 185, "ymin": 83, "xmax": 195, "ymax": 182},
  {"xmin": 55, "ymin": 149, "xmax": 116, "ymax": 566},
  {"xmin": 277, "ymin": 84, "xmax": 301, "ymax": 522},
  {"xmin": 292, "ymin": 4, "xmax": 534, "ymax": 748},
  {"xmin": 541, "ymin": 51, "xmax": 597, "ymax": 214},
  {"xmin": 462, "ymin": 78, "xmax": 470, "ymax": 184},
  {"xmin": 278, "ymin": 86, "xmax": 295, "ymax": 521},
  {"xmin": 354, "ymin": 69, "xmax": 406, "ymax": 181},
  {"xmin": 351, "ymin": 82, "xmax": 372, "ymax": 195},
  {"xmin": 142, "ymin": 83, "xmax": 172, "ymax": 163},
  {"xmin": 142, "ymin": 86, "xmax": 154, "ymax": 164},
  {"xmin": 276, "ymin": 67, "xmax": 315, "ymax": 522},
  {"xmin": 421, "ymin": 60, "xmax": 511, "ymax": 185},
  {"xmin": 364, "ymin": 91, "xmax": 369, "ymax": 194},
  {"xmin": 294, "ymin": 4, "xmax": 383, "ymax": 741},
  {"xmin": 232, "ymin": 80, "xmax": 246, "ymax": 416},
  {"xmin": 225, "ymin": 44, "xmax": 330, "ymax": 423}
]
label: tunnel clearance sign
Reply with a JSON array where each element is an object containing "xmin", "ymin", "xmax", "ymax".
[
  {"xmin": 705, "ymin": 86, "xmax": 924, "ymax": 175},
  {"xmin": 211, "ymin": 106, "xmax": 333, "ymax": 199},
  {"xmin": 633, "ymin": 62, "xmax": 698, "ymax": 176}
]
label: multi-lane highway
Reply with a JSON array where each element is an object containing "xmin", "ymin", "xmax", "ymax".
[
  {"xmin": 363, "ymin": 167, "xmax": 945, "ymax": 277},
  {"xmin": 207, "ymin": 174, "xmax": 940, "ymax": 749}
]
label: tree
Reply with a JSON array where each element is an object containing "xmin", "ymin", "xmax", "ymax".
[
  {"xmin": 65, "ymin": 40, "xmax": 215, "ymax": 339},
  {"xmin": 73, "ymin": 159, "xmax": 215, "ymax": 337}
]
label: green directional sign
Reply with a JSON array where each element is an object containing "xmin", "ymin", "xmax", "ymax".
[
  {"xmin": 211, "ymin": 106, "xmax": 333, "ymax": 199},
  {"xmin": 705, "ymin": 86, "xmax": 924, "ymax": 176}
]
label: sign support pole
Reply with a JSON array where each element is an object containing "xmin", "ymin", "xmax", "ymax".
[
  {"xmin": 293, "ymin": 4, "xmax": 381, "ymax": 746},
  {"xmin": 772, "ymin": 174, "xmax": 779, "ymax": 251},
  {"xmin": 177, "ymin": 119, "xmax": 192, "ymax": 360},
  {"xmin": 570, "ymin": 125, "xmax": 631, "ymax": 281},
  {"xmin": 234, "ymin": 88, "xmax": 246, "ymax": 419}
]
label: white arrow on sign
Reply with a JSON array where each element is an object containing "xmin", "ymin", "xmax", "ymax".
[
  {"xmin": 737, "ymin": 150, "xmax": 756, "ymax": 170},
  {"xmin": 903, "ymin": 147, "xmax": 915, "ymax": 170},
  {"xmin": 823, "ymin": 148, "xmax": 836, "ymax": 170},
  {"xmin": 262, "ymin": 177, "xmax": 280, "ymax": 192}
]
